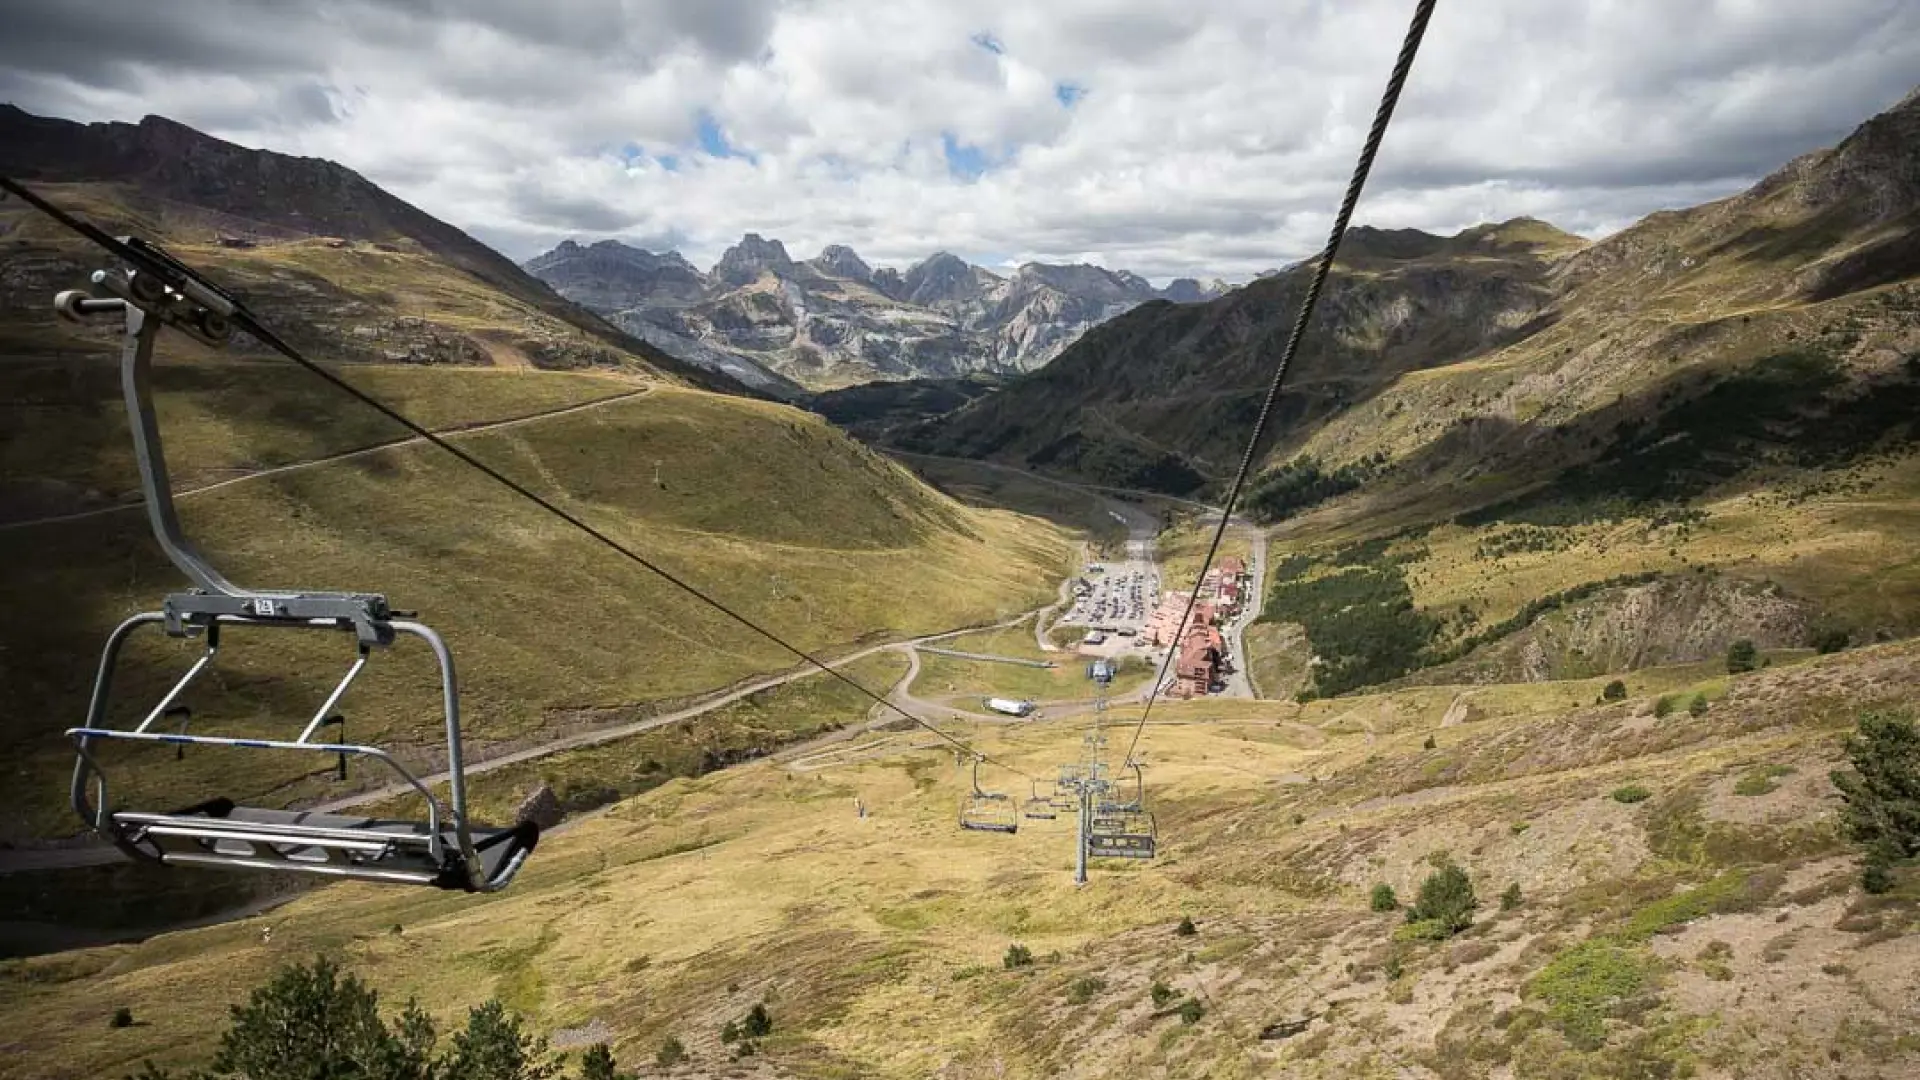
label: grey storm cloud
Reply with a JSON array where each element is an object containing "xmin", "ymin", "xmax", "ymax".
[{"xmin": 2, "ymin": 0, "xmax": 1916, "ymax": 281}]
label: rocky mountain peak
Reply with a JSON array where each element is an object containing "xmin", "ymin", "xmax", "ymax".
[
  {"xmin": 713, "ymin": 232, "xmax": 795, "ymax": 287},
  {"xmin": 903, "ymin": 251, "xmax": 996, "ymax": 309},
  {"xmin": 810, "ymin": 243, "xmax": 873, "ymax": 282}
]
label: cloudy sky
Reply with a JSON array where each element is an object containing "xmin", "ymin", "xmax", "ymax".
[{"xmin": 3, "ymin": 0, "xmax": 1916, "ymax": 282}]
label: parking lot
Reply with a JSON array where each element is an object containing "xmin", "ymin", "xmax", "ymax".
[{"xmin": 1057, "ymin": 540, "xmax": 1159, "ymax": 636}]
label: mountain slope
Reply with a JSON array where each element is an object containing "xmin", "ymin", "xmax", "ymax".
[
  {"xmin": 524, "ymin": 236, "xmax": 1230, "ymax": 391},
  {"xmin": 0, "ymin": 108, "xmax": 1075, "ymax": 842},
  {"xmin": 897, "ymin": 90, "xmax": 1920, "ymax": 504},
  {"xmin": 0, "ymin": 105, "xmax": 747, "ymax": 393}
]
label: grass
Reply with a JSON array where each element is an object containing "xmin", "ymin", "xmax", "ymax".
[
  {"xmin": 10, "ymin": 638, "xmax": 1920, "ymax": 1078},
  {"xmin": 910, "ymin": 626, "xmax": 1152, "ymax": 703},
  {"xmin": 1732, "ymin": 764, "xmax": 1796, "ymax": 796},
  {"xmin": 1, "ymin": 369, "xmax": 1071, "ymax": 838},
  {"xmin": 1155, "ymin": 515, "xmax": 1252, "ymax": 587}
]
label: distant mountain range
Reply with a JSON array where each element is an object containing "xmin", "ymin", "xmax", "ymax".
[
  {"xmin": 523, "ymin": 236, "xmax": 1232, "ymax": 392},
  {"xmin": 873, "ymin": 87, "xmax": 1920, "ymax": 499}
]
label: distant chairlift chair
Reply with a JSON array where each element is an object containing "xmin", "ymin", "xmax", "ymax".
[
  {"xmin": 55, "ymin": 244, "xmax": 538, "ymax": 893},
  {"xmin": 1087, "ymin": 762, "xmax": 1156, "ymax": 860},
  {"xmin": 958, "ymin": 756, "xmax": 1019, "ymax": 834},
  {"xmin": 1023, "ymin": 780, "xmax": 1058, "ymax": 821}
]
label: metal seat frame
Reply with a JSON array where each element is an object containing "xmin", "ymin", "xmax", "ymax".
[
  {"xmin": 958, "ymin": 755, "xmax": 1018, "ymax": 834},
  {"xmin": 55, "ymin": 249, "xmax": 536, "ymax": 893},
  {"xmin": 1023, "ymin": 780, "xmax": 1058, "ymax": 821},
  {"xmin": 1086, "ymin": 762, "xmax": 1156, "ymax": 860}
]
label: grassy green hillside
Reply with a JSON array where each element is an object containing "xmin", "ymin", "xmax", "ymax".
[{"xmin": 0, "ymin": 362, "xmax": 1070, "ymax": 840}]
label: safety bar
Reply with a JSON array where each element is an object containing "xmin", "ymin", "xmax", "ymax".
[{"xmin": 69, "ymin": 611, "xmax": 490, "ymax": 891}]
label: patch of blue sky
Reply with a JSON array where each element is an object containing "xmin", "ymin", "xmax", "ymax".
[
  {"xmin": 941, "ymin": 132, "xmax": 993, "ymax": 181},
  {"xmin": 696, "ymin": 112, "xmax": 756, "ymax": 162},
  {"xmin": 1055, "ymin": 82, "xmax": 1085, "ymax": 108}
]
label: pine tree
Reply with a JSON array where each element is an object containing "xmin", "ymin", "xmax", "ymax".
[
  {"xmin": 210, "ymin": 956, "xmax": 424, "ymax": 1080},
  {"xmin": 578, "ymin": 1043, "xmax": 616, "ymax": 1080},
  {"xmin": 1410, "ymin": 861, "xmax": 1477, "ymax": 936},
  {"xmin": 1832, "ymin": 709, "xmax": 1920, "ymax": 891},
  {"xmin": 440, "ymin": 1001, "xmax": 558, "ymax": 1080}
]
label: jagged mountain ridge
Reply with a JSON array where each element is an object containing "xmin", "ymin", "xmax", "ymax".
[
  {"xmin": 0, "ymin": 105, "xmax": 747, "ymax": 393},
  {"xmin": 522, "ymin": 233, "xmax": 1232, "ymax": 391},
  {"xmin": 890, "ymin": 86, "xmax": 1920, "ymax": 499}
]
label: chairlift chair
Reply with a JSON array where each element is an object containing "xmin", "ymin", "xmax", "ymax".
[
  {"xmin": 957, "ymin": 756, "xmax": 1018, "ymax": 834},
  {"xmin": 1023, "ymin": 780, "xmax": 1058, "ymax": 821},
  {"xmin": 55, "ymin": 249, "xmax": 537, "ymax": 893},
  {"xmin": 1086, "ymin": 761, "xmax": 1156, "ymax": 860}
]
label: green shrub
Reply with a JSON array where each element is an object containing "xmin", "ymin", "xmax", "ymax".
[
  {"xmin": 579, "ymin": 1043, "xmax": 617, "ymax": 1080},
  {"xmin": 741, "ymin": 1003, "xmax": 773, "ymax": 1039},
  {"xmin": 1612, "ymin": 785, "xmax": 1652, "ymax": 804},
  {"xmin": 1814, "ymin": 628, "xmax": 1851, "ymax": 654},
  {"xmin": 1653, "ymin": 695, "xmax": 1677, "ymax": 718},
  {"xmin": 1370, "ymin": 883, "xmax": 1399, "ymax": 912},
  {"xmin": 1066, "ymin": 976, "xmax": 1107, "ymax": 1004},
  {"xmin": 1423, "ymin": 734, "xmax": 1437, "ymax": 750},
  {"xmin": 1501, "ymin": 883, "xmax": 1523, "ymax": 911},
  {"xmin": 1408, "ymin": 861, "xmax": 1477, "ymax": 937},
  {"xmin": 1688, "ymin": 694, "xmax": 1709, "ymax": 717},
  {"xmin": 440, "ymin": 1001, "xmax": 558, "ymax": 1080},
  {"xmin": 1602, "ymin": 679, "xmax": 1628, "ymax": 702},
  {"xmin": 1003, "ymin": 944, "xmax": 1034, "ymax": 969},
  {"xmin": 1525, "ymin": 940, "xmax": 1652, "ymax": 1051},
  {"xmin": 1150, "ymin": 981, "xmax": 1178, "ymax": 1007},
  {"xmin": 212, "ymin": 957, "xmax": 446, "ymax": 1080},
  {"xmin": 1733, "ymin": 764, "xmax": 1794, "ymax": 796},
  {"xmin": 719, "ymin": 1020, "xmax": 739, "ymax": 1045},
  {"xmin": 1174, "ymin": 916, "xmax": 1197, "ymax": 937},
  {"xmin": 1177, "ymin": 999, "xmax": 1205, "ymax": 1025},
  {"xmin": 1727, "ymin": 639, "xmax": 1760, "ymax": 673},
  {"xmin": 110, "ymin": 1007, "xmax": 134, "ymax": 1030},
  {"xmin": 1832, "ymin": 709, "xmax": 1920, "ymax": 891},
  {"xmin": 656, "ymin": 1036, "xmax": 687, "ymax": 1067}
]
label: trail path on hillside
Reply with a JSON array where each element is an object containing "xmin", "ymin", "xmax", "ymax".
[
  {"xmin": 0, "ymin": 386, "xmax": 652, "ymax": 533},
  {"xmin": 4, "ymin": 451, "xmax": 1209, "ymax": 871}
]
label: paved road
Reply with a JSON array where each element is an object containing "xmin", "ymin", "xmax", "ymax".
[
  {"xmin": 0, "ymin": 386, "xmax": 651, "ymax": 534},
  {"xmin": 1219, "ymin": 524, "xmax": 1269, "ymax": 700}
]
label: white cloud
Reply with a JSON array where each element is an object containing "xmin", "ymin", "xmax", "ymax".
[{"xmin": 3, "ymin": 0, "xmax": 1916, "ymax": 281}]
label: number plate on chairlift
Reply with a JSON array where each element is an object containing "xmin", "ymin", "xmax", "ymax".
[{"xmin": 1086, "ymin": 834, "xmax": 1155, "ymax": 859}]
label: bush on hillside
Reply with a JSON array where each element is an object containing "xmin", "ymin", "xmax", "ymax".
[
  {"xmin": 741, "ymin": 1003, "xmax": 773, "ymax": 1040},
  {"xmin": 1407, "ymin": 860, "xmax": 1477, "ymax": 937},
  {"xmin": 111, "ymin": 1007, "xmax": 134, "ymax": 1029},
  {"xmin": 655, "ymin": 1036, "xmax": 688, "ymax": 1067},
  {"xmin": 1612, "ymin": 785, "xmax": 1652, "ymax": 804},
  {"xmin": 1832, "ymin": 709, "xmax": 1920, "ymax": 891},
  {"xmin": 1370, "ymin": 883, "xmax": 1400, "ymax": 912},
  {"xmin": 1004, "ymin": 944, "xmax": 1034, "ymax": 969},
  {"xmin": 1602, "ymin": 679, "xmax": 1628, "ymax": 702},
  {"xmin": 1175, "ymin": 916, "xmax": 1197, "ymax": 937},
  {"xmin": 1653, "ymin": 695, "xmax": 1677, "ymax": 718},
  {"xmin": 1814, "ymin": 628, "xmax": 1852, "ymax": 654},
  {"xmin": 1688, "ymin": 694, "xmax": 1710, "ymax": 717},
  {"xmin": 1501, "ymin": 883, "xmax": 1523, "ymax": 911},
  {"xmin": 1150, "ymin": 981, "xmax": 1179, "ymax": 1007},
  {"xmin": 125, "ymin": 956, "xmax": 558, "ymax": 1080},
  {"xmin": 578, "ymin": 1044, "xmax": 618, "ymax": 1080},
  {"xmin": 1727, "ymin": 639, "xmax": 1760, "ymax": 673},
  {"xmin": 1177, "ymin": 999, "xmax": 1205, "ymax": 1025},
  {"xmin": 1065, "ymin": 976, "xmax": 1106, "ymax": 1004}
]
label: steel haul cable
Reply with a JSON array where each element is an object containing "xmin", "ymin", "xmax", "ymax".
[
  {"xmin": 0, "ymin": 173, "xmax": 1032, "ymax": 781},
  {"xmin": 1121, "ymin": 0, "xmax": 1438, "ymax": 768}
]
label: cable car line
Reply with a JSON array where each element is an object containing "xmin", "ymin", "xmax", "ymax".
[
  {"xmin": 1, "ymin": 174, "xmax": 1034, "ymax": 788},
  {"xmin": 1118, "ymin": 0, "xmax": 1437, "ymax": 771}
]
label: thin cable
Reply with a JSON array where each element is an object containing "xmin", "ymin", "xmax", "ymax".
[
  {"xmin": 3, "ymin": 175, "xmax": 1030, "ymax": 781},
  {"xmin": 1121, "ymin": 0, "xmax": 1437, "ymax": 768}
]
